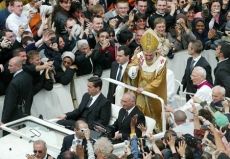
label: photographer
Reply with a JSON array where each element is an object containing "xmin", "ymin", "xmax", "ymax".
[
  {"xmin": 23, "ymin": 50, "xmax": 53, "ymax": 95},
  {"xmin": 38, "ymin": 29, "xmax": 62, "ymax": 71},
  {"xmin": 172, "ymin": 14, "xmax": 196, "ymax": 52},
  {"xmin": 64, "ymin": 18, "xmax": 82, "ymax": 51},
  {"xmin": 0, "ymin": 29, "xmax": 21, "ymax": 66},
  {"xmin": 58, "ymin": 120, "xmax": 95, "ymax": 159},
  {"xmin": 93, "ymin": 29, "xmax": 115, "ymax": 70}
]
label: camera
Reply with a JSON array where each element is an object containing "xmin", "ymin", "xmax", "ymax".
[
  {"xmin": 80, "ymin": 128, "xmax": 88, "ymax": 132},
  {"xmin": 0, "ymin": 37, "xmax": 12, "ymax": 48},
  {"xmin": 201, "ymin": 125, "xmax": 210, "ymax": 130},
  {"xmin": 50, "ymin": 37, "xmax": 57, "ymax": 44}
]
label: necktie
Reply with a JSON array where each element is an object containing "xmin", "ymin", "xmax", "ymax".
[
  {"xmin": 122, "ymin": 111, "xmax": 128, "ymax": 123},
  {"xmin": 190, "ymin": 59, "xmax": 195, "ymax": 71},
  {"xmin": 116, "ymin": 65, "xmax": 123, "ymax": 81},
  {"xmin": 86, "ymin": 97, "xmax": 93, "ymax": 107}
]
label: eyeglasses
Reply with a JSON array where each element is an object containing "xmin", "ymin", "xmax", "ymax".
[{"xmin": 33, "ymin": 150, "xmax": 43, "ymax": 154}]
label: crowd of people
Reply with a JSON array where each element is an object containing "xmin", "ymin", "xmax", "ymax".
[{"xmin": 0, "ymin": 0, "xmax": 230, "ymax": 158}]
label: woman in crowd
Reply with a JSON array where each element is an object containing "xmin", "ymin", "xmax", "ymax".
[{"xmin": 55, "ymin": 51, "xmax": 77, "ymax": 85}]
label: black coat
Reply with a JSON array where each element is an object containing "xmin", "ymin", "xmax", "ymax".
[
  {"xmin": 52, "ymin": 7, "xmax": 69, "ymax": 35},
  {"xmin": 0, "ymin": 63, "xmax": 12, "ymax": 95},
  {"xmin": 55, "ymin": 67, "xmax": 75, "ymax": 85},
  {"xmin": 1, "ymin": 71, "xmax": 33, "ymax": 123},
  {"xmin": 111, "ymin": 107, "xmax": 145, "ymax": 142},
  {"xmin": 214, "ymin": 59, "xmax": 230, "ymax": 97},
  {"xmin": 59, "ymin": 134, "xmax": 94, "ymax": 159},
  {"xmin": 75, "ymin": 50, "xmax": 102, "ymax": 77},
  {"xmin": 23, "ymin": 64, "xmax": 53, "ymax": 95},
  {"xmin": 107, "ymin": 61, "xmax": 120, "ymax": 103},
  {"xmin": 181, "ymin": 56, "xmax": 212, "ymax": 100},
  {"xmin": 66, "ymin": 93, "xmax": 111, "ymax": 128}
]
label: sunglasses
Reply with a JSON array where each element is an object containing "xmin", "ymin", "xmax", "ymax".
[{"xmin": 34, "ymin": 150, "xmax": 43, "ymax": 154}]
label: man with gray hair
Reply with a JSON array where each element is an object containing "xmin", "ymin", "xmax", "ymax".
[
  {"xmin": 172, "ymin": 110, "xmax": 194, "ymax": 135},
  {"xmin": 94, "ymin": 137, "xmax": 114, "ymax": 159},
  {"xmin": 210, "ymin": 86, "xmax": 226, "ymax": 111},
  {"xmin": 209, "ymin": 86, "xmax": 230, "ymax": 121},
  {"xmin": 28, "ymin": 139, "xmax": 54, "ymax": 159},
  {"xmin": 178, "ymin": 66, "xmax": 212, "ymax": 112},
  {"xmin": 108, "ymin": 92, "xmax": 145, "ymax": 143},
  {"xmin": 74, "ymin": 39, "xmax": 101, "ymax": 76}
]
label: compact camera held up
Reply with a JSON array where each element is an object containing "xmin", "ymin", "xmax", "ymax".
[{"xmin": 0, "ymin": 37, "xmax": 12, "ymax": 49}]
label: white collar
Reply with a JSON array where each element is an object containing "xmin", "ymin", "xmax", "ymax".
[
  {"xmin": 218, "ymin": 58, "xmax": 229, "ymax": 63},
  {"xmin": 88, "ymin": 92, "xmax": 101, "ymax": 107},
  {"xmin": 192, "ymin": 55, "xmax": 201, "ymax": 62},
  {"xmin": 156, "ymin": 11, "xmax": 165, "ymax": 16},
  {"xmin": 12, "ymin": 12, "xmax": 22, "ymax": 17},
  {"xmin": 127, "ymin": 106, "xmax": 135, "ymax": 115},
  {"xmin": 13, "ymin": 69, "xmax": 23, "ymax": 77},
  {"xmin": 74, "ymin": 135, "xmax": 83, "ymax": 143},
  {"xmin": 92, "ymin": 92, "xmax": 100, "ymax": 100},
  {"xmin": 121, "ymin": 61, "xmax": 128, "ymax": 68},
  {"xmin": 42, "ymin": 154, "xmax": 48, "ymax": 159}
]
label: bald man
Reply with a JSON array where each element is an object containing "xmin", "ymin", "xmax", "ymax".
[
  {"xmin": 172, "ymin": 110, "xmax": 194, "ymax": 136},
  {"xmin": 110, "ymin": 92, "xmax": 145, "ymax": 143},
  {"xmin": 1, "ymin": 56, "xmax": 33, "ymax": 124}
]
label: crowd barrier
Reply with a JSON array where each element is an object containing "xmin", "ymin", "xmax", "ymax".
[
  {"xmin": 0, "ymin": 96, "xmax": 4, "ymax": 121},
  {"xmin": 31, "ymin": 84, "xmax": 74, "ymax": 119}
]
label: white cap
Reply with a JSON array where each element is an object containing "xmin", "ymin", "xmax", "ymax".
[{"xmin": 61, "ymin": 51, "xmax": 75, "ymax": 62}]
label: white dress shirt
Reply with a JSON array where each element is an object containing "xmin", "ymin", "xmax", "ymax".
[
  {"xmin": 6, "ymin": 12, "xmax": 31, "ymax": 42},
  {"xmin": 88, "ymin": 93, "xmax": 100, "ymax": 107}
]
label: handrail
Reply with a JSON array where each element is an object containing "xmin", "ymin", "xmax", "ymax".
[{"xmin": 102, "ymin": 78, "xmax": 166, "ymax": 132}]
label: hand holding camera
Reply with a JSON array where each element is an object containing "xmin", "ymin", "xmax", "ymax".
[
  {"xmin": 26, "ymin": 154, "xmax": 37, "ymax": 159},
  {"xmin": 82, "ymin": 128, "xmax": 90, "ymax": 140},
  {"xmin": 109, "ymin": 18, "xmax": 118, "ymax": 29},
  {"xmin": 70, "ymin": 24, "xmax": 81, "ymax": 39},
  {"xmin": 0, "ymin": 37, "xmax": 12, "ymax": 49},
  {"xmin": 18, "ymin": 25, "xmax": 26, "ymax": 36},
  {"xmin": 101, "ymin": 39, "xmax": 110, "ymax": 50},
  {"xmin": 211, "ymin": 9, "xmax": 220, "ymax": 18}
]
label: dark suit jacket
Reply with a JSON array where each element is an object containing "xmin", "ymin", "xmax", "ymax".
[
  {"xmin": 107, "ymin": 61, "xmax": 129, "ymax": 103},
  {"xmin": 0, "ymin": 64, "xmax": 12, "ymax": 95},
  {"xmin": 1, "ymin": 71, "xmax": 33, "ymax": 123},
  {"xmin": 59, "ymin": 134, "xmax": 93, "ymax": 159},
  {"xmin": 66, "ymin": 93, "xmax": 111, "ymax": 128},
  {"xmin": 107, "ymin": 61, "xmax": 120, "ymax": 103},
  {"xmin": 111, "ymin": 106, "xmax": 145, "ymax": 141},
  {"xmin": 214, "ymin": 59, "xmax": 230, "ymax": 97},
  {"xmin": 181, "ymin": 56, "xmax": 213, "ymax": 99}
]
